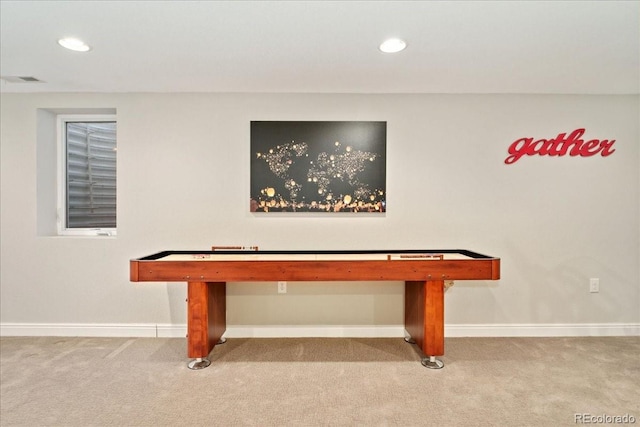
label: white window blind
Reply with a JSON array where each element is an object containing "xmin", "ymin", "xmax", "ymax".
[{"xmin": 64, "ymin": 120, "xmax": 117, "ymax": 230}]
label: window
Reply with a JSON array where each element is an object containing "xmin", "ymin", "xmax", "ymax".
[{"xmin": 57, "ymin": 115, "xmax": 117, "ymax": 235}]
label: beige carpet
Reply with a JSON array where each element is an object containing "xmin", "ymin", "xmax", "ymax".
[{"xmin": 1, "ymin": 336, "xmax": 638, "ymax": 426}]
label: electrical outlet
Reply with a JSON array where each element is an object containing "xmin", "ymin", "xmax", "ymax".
[
  {"xmin": 278, "ymin": 281, "xmax": 287, "ymax": 294},
  {"xmin": 589, "ymin": 278, "xmax": 599, "ymax": 293}
]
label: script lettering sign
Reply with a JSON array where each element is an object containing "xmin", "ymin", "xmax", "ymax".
[{"xmin": 505, "ymin": 128, "xmax": 616, "ymax": 164}]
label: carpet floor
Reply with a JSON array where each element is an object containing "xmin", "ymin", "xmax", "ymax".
[{"xmin": 1, "ymin": 336, "xmax": 639, "ymax": 426}]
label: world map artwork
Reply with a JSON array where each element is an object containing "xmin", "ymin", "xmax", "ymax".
[{"xmin": 250, "ymin": 121, "xmax": 386, "ymax": 213}]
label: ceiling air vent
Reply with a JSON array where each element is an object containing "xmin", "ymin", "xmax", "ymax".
[{"xmin": 1, "ymin": 76, "xmax": 45, "ymax": 83}]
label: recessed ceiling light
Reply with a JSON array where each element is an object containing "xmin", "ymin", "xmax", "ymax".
[
  {"xmin": 57, "ymin": 38, "xmax": 91, "ymax": 52},
  {"xmin": 379, "ymin": 38, "xmax": 407, "ymax": 53}
]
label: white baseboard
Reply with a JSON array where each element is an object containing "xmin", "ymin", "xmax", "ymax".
[
  {"xmin": 0, "ymin": 323, "xmax": 158, "ymax": 337},
  {"xmin": 1, "ymin": 323, "xmax": 638, "ymax": 338},
  {"xmin": 224, "ymin": 325, "xmax": 404, "ymax": 338},
  {"xmin": 445, "ymin": 323, "xmax": 640, "ymax": 337}
]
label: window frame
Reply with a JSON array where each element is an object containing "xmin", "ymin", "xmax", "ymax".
[{"xmin": 56, "ymin": 114, "xmax": 117, "ymax": 236}]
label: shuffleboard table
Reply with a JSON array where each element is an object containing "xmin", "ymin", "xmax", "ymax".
[{"xmin": 130, "ymin": 249, "xmax": 500, "ymax": 369}]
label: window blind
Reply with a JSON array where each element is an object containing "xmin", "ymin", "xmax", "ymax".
[{"xmin": 65, "ymin": 122, "xmax": 117, "ymax": 228}]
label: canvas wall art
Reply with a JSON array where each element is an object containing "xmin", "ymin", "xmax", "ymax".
[{"xmin": 250, "ymin": 121, "xmax": 386, "ymax": 213}]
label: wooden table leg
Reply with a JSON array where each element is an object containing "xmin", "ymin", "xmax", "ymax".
[
  {"xmin": 187, "ymin": 281, "xmax": 226, "ymax": 369},
  {"xmin": 405, "ymin": 280, "xmax": 445, "ymax": 368}
]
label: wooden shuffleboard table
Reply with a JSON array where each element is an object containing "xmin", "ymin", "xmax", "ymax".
[{"xmin": 130, "ymin": 249, "xmax": 500, "ymax": 369}]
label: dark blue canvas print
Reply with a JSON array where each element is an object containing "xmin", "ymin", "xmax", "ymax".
[{"xmin": 250, "ymin": 121, "xmax": 386, "ymax": 213}]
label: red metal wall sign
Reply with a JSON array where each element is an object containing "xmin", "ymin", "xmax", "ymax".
[{"xmin": 505, "ymin": 128, "xmax": 616, "ymax": 164}]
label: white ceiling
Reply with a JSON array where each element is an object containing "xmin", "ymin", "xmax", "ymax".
[{"xmin": 1, "ymin": 0, "xmax": 639, "ymax": 94}]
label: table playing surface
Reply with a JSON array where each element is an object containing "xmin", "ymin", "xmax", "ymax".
[{"xmin": 157, "ymin": 252, "xmax": 475, "ymax": 261}]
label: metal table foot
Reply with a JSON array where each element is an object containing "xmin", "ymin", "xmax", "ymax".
[
  {"xmin": 187, "ymin": 357, "xmax": 211, "ymax": 370},
  {"xmin": 421, "ymin": 356, "xmax": 444, "ymax": 369},
  {"xmin": 187, "ymin": 338, "xmax": 225, "ymax": 370},
  {"xmin": 404, "ymin": 336, "xmax": 416, "ymax": 344}
]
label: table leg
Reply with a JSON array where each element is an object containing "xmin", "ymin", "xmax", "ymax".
[
  {"xmin": 186, "ymin": 281, "xmax": 226, "ymax": 369},
  {"xmin": 405, "ymin": 280, "xmax": 445, "ymax": 369}
]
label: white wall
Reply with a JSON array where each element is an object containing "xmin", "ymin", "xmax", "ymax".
[{"xmin": 1, "ymin": 93, "xmax": 638, "ymax": 337}]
